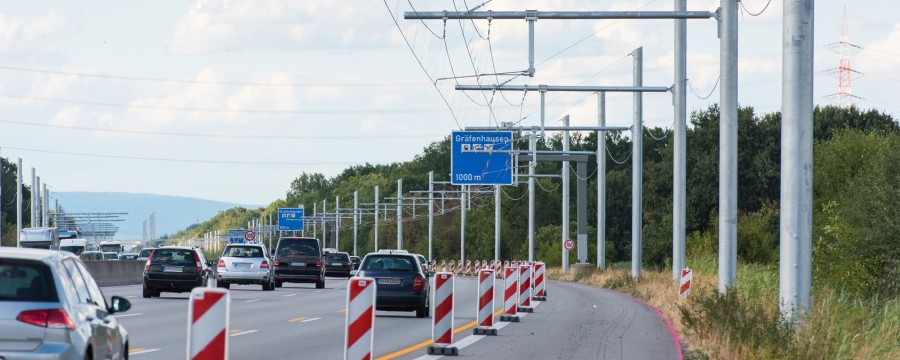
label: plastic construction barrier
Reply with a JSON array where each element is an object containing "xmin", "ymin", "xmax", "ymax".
[
  {"xmin": 427, "ymin": 272, "xmax": 458, "ymax": 356},
  {"xmin": 344, "ymin": 277, "xmax": 376, "ymax": 360},
  {"xmin": 187, "ymin": 287, "xmax": 230, "ymax": 360},
  {"xmin": 473, "ymin": 269, "xmax": 497, "ymax": 336},
  {"xmin": 679, "ymin": 268, "xmax": 692, "ymax": 299},
  {"xmin": 533, "ymin": 261, "xmax": 547, "ymax": 301},
  {"xmin": 499, "ymin": 267, "xmax": 520, "ymax": 322},
  {"xmin": 517, "ymin": 264, "xmax": 533, "ymax": 313}
]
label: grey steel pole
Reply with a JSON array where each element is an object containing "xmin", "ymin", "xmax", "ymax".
[
  {"xmin": 42, "ymin": 185, "xmax": 49, "ymax": 227},
  {"xmin": 30, "ymin": 170, "xmax": 36, "ymax": 227},
  {"xmin": 397, "ymin": 178, "xmax": 402, "ymax": 250},
  {"xmin": 460, "ymin": 185, "xmax": 466, "ymax": 263},
  {"xmin": 335, "ymin": 195, "xmax": 340, "ymax": 250},
  {"xmin": 313, "ymin": 203, "xmax": 317, "ymax": 238},
  {"xmin": 494, "ymin": 185, "xmax": 501, "ymax": 262},
  {"xmin": 780, "ymin": 0, "xmax": 814, "ymax": 321},
  {"xmin": 16, "ymin": 159, "xmax": 21, "ymax": 247},
  {"xmin": 562, "ymin": 115, "xmax": 571, "ymax": 273},
  {"xmin": 540, "ymin": 90, "xmax": 546, "ymax": 139},
  {"xmin": 268, "ymin": 213, "xmax": 273, "ymax": 253},
  {"xmin": 597, "ymin": 93, "xmax": 607, "ymax": 270},
  {"xmin": 354, "ymin": 190, "xmax": 359, "ymax": 256},
  {"xmin": 428, "ymin": 172, "xmax": 434, "ymax": 261},
  {"xmin": 374, "ymin": 185, "xmax": 379, "ymax": 252},
  {"xmin": 0, "ymin": 149, "xmax": 2, "ymax": 245},
  {"xmin": 321, "ymin": 199, "xmax": 326, "ymax": 245},
  {"xmin": 673, "ymin": 0, "xmax": 687, "ymax": 281},
  {"xmin": 632, "ymin": 47, "xmax": 643, "ymax": 279},
  {"xmin": 527, "ymin": 13, "xmax": 536, "ymax": 76},
  {"xmin": 719, "ymin": 0, "xmax": 738, "ymax": 293},
  {"xmin": 528, "ymin": 130, "xmax": 536, "ymax": 262}
]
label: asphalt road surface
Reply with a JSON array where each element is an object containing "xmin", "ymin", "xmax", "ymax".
[{"xmin": 103, "ymin": 277, "xmax": 680, "ymax": 359}]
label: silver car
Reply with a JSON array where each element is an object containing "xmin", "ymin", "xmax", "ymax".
[
  {"xmin": 0, "ymin": 248, "xmax": 131, "ymax": 359},
  {"xmin": 216, "ymin": 244, "xmax": 275, "ymax": 291}
]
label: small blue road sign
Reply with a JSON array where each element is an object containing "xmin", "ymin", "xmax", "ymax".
[
  {"xmin": 228, "ymin": 229, "xmax": 245, "ymax": 244},
  {"xmin": 451, "ymin": 131, "xmax": 514, "ymax": 185},
  {"xmin": 278, "ymin": 208, "xmax": 305, "ymax": 231}
]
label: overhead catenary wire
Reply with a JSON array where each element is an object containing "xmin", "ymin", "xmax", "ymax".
[
  {"xmin": 607, "ymin": 146, "xmax": 633, "ymax": 165},
  {"xmin": 687, "ymin": 77, "xmax": 720, "ymax": 100},
  {"xmin": 739, "ymin": 0, "xmax": 774, "ymax": 17}
]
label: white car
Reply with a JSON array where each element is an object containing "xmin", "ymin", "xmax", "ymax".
[
  {"xmin": 0, "ymin": 248, "xmax": 131, "ymax": 359},
  {"xmin": 216, "ymin": 244, "xmax": 275, "ymax": 291}
]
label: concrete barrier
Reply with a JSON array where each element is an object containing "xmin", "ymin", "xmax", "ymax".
[{"xmin": 84, "ymin": 260, "xmax": 145, "ymax": 287}]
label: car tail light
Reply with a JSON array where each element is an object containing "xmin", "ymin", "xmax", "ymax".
[
  {"xmin": 412, "ymin": 275, "xmax": 424, "ymax": 292},
  {"xmin": 316, "ymin": 259, "xmax": 322, "ymax": 268},
  {"xmin": 145, "ymin": 260, "xmax": 151, "ymax": 271},
  {"xmin": 218, "ymin": 259, "xmax": 225, "ymax": 269},
  {"xmin": 17, "ymin": 309, "xmax": 75, "ymax": 329},
  {"xmin": 274, "ymin": 258, "xmax": 280, "ymax": 266},
  {"xmin": 260, "ymin": 260, "xmax": 269, "ymax": 269},
  {"xmin": 193, "ymin": 252, "xmax": 202, "ymax": 273}
]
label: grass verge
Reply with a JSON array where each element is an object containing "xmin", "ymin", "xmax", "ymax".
[{"xmin": 547, "ymin": 255, "xmax": 898, "ymax": 359}]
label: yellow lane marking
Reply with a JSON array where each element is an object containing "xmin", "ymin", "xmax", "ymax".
[
  {"xmin": 229, "ymin": 329, "xmax": 242, "ymax": 334},
  {"xmin": 337, "ymin": 309, "xmax": 348, "ymax": 313},
  {"xmin": 375, "ymin": 309, "xmax": 503, "ymax": 360},
  {"xmin": 129, "ymin": 348, "xmax": 145, "ymax": 353},
  {"xmin": 288, "ymin": 317, "xmax": 308, "ymax": 323}
]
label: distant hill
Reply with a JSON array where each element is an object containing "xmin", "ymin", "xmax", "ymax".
[{"xmin": 52, "ymin": 192, "xmax": 260, "ymax": 240}]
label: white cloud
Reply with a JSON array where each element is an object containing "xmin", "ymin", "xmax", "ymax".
[
  {"xmin": 0, "ymin": 11, "xmax": 68, "ymax": 55},
  {"xmin": 359, "ymin": 115, "xmax": 385, "ymax": 133}
]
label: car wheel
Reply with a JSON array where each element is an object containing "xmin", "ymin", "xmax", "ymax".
[
  {"xmin": 220, "ymin": 282, "xmax": 230, "ymax": 290},
  {"xmin": 151, "ymin": 289, "xmax": 161, "ymax": 298},
  {"xmin": 142, "ymin": 287, "xmax": 151, "ymax": 299},
  {"xmin": 416, "ymin": 302, "xmax": 427, "ymax": 318},
  {"xmin": 261, "ymin": 282, "xmax": 270, "ymax": 291},
  {"xmin": 315, "ymin": 279, "xmax": 325, "ymax": 289}
]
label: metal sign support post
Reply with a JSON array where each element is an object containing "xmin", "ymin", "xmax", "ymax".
[
  {"xmin": 780, "ymin": 0, "xmax": 814, "ymax": 321},
  {"xmin": 16, "ymin": 158, "xmax": 22, "ymax": 248},
  {"xmin": 673, "ymin": 0, "xmax": 687, "ymax": 282},
  {"xmin": 374, "ymin": 185, "xmax": 379, "ymax": 252},
  {"xmin": 428, "ymin": 172, "xmax": 434, "ymax": 261},
  {"xmin": 30, "ymin": 169, "xmax": 35, "ymax": 227},
  {"xmin": 494, "ymin": 185, "xmax": 501, "ymax": 262},
  {"xmin": 597, "ymin": 93, "xmax": 607, "ymax": 270},
  {"xmin": 335, "ymin": 196, "xmax": 340, "ymax": 250},
  {"xmin": 562, "ymin": 116, "xmax": 571, "ymax": 273},
  {"xmin": 632, "ymin": 48, "xmax": 644, "ymax": 279},
  {"xmin": 528, "ymin": 131, "xmax": 536, "ymax": 262},
  {"xmin": 397, "ymin": 179, "xmax": 402, "ymax": 250},
  {"xmin": 460, "ymin": 185, "xmax": 466, "ymax": 264},
  {"xmin": 719, "ymin": 0, "xmax": 738, "ymax": 293},
  {"xmin": 354, "ymin": 191, "xmax": 359, "ymax": 256},
  {"xmin": 313, "ymin": 203, "xmax": 317, "ymax": 239},
  {"xmin": 321, "ymin": 199, "xmax": 326, "ymax": 246}
]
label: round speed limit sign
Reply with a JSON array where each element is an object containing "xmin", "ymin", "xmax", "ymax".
[
  {"xmin": 564, "ymin": 239, "xmax": 575, "ymax": 251},
  {"xmin": 244, "ymin": 230, "xmax": 256, "ymax": 242}
]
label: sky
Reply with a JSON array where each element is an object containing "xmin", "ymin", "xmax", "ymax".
[{"xmin": 0, "ymin": 0, "xmax": 897, "ymax": 211}]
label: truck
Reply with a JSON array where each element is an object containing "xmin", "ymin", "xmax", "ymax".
[
  {"xmin": 99, "ymin": 240, "xmax": 125, "ymax": 254},
  {"xmin": 19, "ymin": 227, "xmax": 60, "ymax": 250},
  {"xmin": 59, "ymin": 238, "xmax": 88, "ymax": 255}
]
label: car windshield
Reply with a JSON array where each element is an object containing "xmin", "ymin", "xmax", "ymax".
[
  {"xmin": 224, "ymin": 246, "xmax": 264, "ymax": 258},
  {"xmin": 361, "ymin": 255, "xmax": 416, "ymax": 271},
  {"xmin": 104, "ymin": 253, "xmax": 117, "ymax": 260},
  {"xmin": 139, "ymin": 249, "xmax": 153, "ymax": 257},
  {"xmin": 278, "ymin": 240, "xmax": 319, "ymax": 257},
  {"xmin": 0, "ymin": 259, "xmax": 59, "ymax": 302},
  {"xmin": 60, "ymin": 246, "xmax": 84, "ymax": 255},
  {"xmin": 151, "ymin": 249, "xmax": 196, "ymax": 264}
]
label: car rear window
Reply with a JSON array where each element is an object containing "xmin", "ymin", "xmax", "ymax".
[
  {"xmin": 361, "ymin": 255, "xmax": 416, "ymax": 271},
  {"xmin": 139, "ymin": 249, "xmax": 153, "ymax": 257},
  {"xmin": 0, "ymin": 259, "xmax": 59, "ymax": 302},
  {"xmin": 278, "ymin": 240, "xmax": 320, "ymax": 257},
  {"xmin": 224, "ymin": 246, "xmax": 264, "ymax": 258},
  {"xmin": 326, "ymin": 253, "xmax": 349, "ymax": 262},
  {"xmin": 151, "ymin": 249, "xmax": 196, "ymax": 264}
]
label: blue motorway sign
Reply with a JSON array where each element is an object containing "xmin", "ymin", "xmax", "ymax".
[
  {"xmin": 451, "ymin": 131, "xmax": 514, "ymax": 185},
  {"xmin": 278, "ymin": 208, "xmax": 305, "ymax": 231},
  {"xmin": 228, "ymin": 229, "xmax": 245, "ymax": 244}
]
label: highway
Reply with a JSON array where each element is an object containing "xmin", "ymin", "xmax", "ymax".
[{"xmin": 103, "ymin": 276, "xmax": 680, "ymax": 359}]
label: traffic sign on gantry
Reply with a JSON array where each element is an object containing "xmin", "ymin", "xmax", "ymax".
[
  {"xmin": 277, "ymin": 207, "xmax": 305, "ymax": 231},
  {"xmin": 451, "ymin": 131, "xmax": 514, "ymax": 185}
]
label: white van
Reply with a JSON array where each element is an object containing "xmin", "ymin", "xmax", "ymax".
[{"xmin": 59, "ymin": 238, "xmax": 87, "ymax": 255}]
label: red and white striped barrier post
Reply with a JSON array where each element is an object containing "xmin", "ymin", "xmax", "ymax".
[
  {"xmin": 503, "ymin": 260, "xmax": 510, "ymax": 271},
  {"xmin": 679, "ymin": 268, "xmax": 692, "ymax": 299},
  {"xmin": 427, "ymin": 272, "xmax": 458, "ymax": 356},
  {"xmin": 517, "ymin": 264, "xmax": 534, "ymax": 313},
  {"xmin": 465, "ymin": 260, "xmax": 472, "ymax": 276},
  {"xmin": 533, "ymin": 262, "xmax": 547, "ymax": 301},
  {"xmin": 473, "ymin": 269, "xmax": 497, "ymax": 335},
  {"xmin": 499, "ymin": 266, "xmax": 520, "ymax": 322},
  {"xmin": 474, "ymin": 260, "xmax": 480, "ymax": 273},
  {"xmin": 448, "ymin": 260, "xmax": 455, "ymax": 274},
  {"xmin": 441, "ymin": 260, "xmax": 447, "ymax": 273},
  {"xmin": 457, "ymin": 260, "xmax": 464, "ymax": 275},
  {"xmin": 187, "ymin": 287, "xmax": 230, "ymax": 360},
  {"xmin": 430, "ymin": 261, "xmax": 436, "ymax": 272},
  {"xmin": 494, "ymin": 260, "xmax": 501, "ymax": 277},
  {"xmin": 344, "ymin": 277, "xmax": 376, "ymax": 360}
]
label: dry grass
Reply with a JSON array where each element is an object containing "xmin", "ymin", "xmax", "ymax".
[{"xmin": 547, "ymin": 256, "xmax": 899, "ymax": 360}]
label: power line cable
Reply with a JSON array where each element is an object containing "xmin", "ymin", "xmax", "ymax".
[
  {"xmin": 0, "ymin": 119, "xmax": 444, "ymax": 140},
  {"xmin": 739, "ymin": 0, "xmax": 773, "ymax": 17},
  {"xmin": 687, "ymin": 77, "xmax": 720, "ymax": 100},
  {"xmin": 1, "ymin": 145, "xmax": 369, "ymax": 166},
  {"xmin": 607, "ymin": 147, "xmax": 633, "ymax": 165}
]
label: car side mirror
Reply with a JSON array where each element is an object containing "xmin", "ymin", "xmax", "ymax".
[
  {"xmin": 350, "ymin": 270, "xmax": 358, "ymax": 277},
  {"xmin": 108, "ymin": 296, "xmax": 131, "ymax": 314}
]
